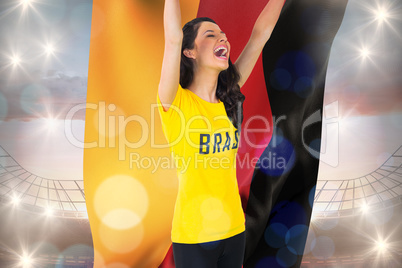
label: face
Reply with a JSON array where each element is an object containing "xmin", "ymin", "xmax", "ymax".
[{"xmin": 185, "ymin": 21, "xmax": 231, "ymax": 72}]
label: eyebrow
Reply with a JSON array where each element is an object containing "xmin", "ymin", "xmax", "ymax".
[{"xmin": 203, "ymin": 30, "xmax": 225, "ymax": 35}]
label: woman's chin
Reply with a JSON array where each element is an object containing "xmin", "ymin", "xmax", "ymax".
[
  {"xmin": 202, "ymin": 61, "xmax": 229, "ymax": 72},
  {"xmin": 217, "ymin": 62, "xmax": 229, "ymax": 71}
]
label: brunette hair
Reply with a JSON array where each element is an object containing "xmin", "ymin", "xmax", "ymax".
[{"xmin": 180, "ymin": 17, "xmax": 245, "ymax": 129}]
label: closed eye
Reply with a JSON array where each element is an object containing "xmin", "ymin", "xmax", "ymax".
[{"xmin": 207, "ymin": 34, "xmax": 215, "ymax": 37}]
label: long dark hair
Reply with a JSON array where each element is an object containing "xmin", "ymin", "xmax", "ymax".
[{"xmin": 180, "ymin": 17, "xmax": 245, "ymax": 129}]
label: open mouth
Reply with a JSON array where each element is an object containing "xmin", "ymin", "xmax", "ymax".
[{"xmin": 214, "ymin": 46, "xmax": 228, "ymax": 59}]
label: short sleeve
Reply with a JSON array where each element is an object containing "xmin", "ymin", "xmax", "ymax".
[{"xmin": 156, "ymin": 85, "xmax": 185, "ymax": 144}]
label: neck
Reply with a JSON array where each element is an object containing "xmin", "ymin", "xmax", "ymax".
[{"xmin": 188, "ymin": 66, "xmax": 220, "ymax": 103}]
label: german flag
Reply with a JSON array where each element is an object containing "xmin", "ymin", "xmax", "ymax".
[{"xmin": 86, "ymin": 0, "xmax": 348, "ymax": 267}]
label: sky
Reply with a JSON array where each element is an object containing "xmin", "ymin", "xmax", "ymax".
[
  {"xmin": 0, "ymin": 0, "xmax": 401, "ymax": 181},
  {"xmin": 0, "ymin": 0, "xmax": 90, "ymax": 179}
]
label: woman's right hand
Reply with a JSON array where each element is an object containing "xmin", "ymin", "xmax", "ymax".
[{"xmin": 158, "ymin": 0, "xmax": 183, "ymax": 111}]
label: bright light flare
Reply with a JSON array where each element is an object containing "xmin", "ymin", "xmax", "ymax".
[
  {"xmin": 12, "ymin": 196, "xmax": 21, "ymax": 206},
  {"xmin": 44, "ymin": 43, "xmax": 55, "ymax": 56},
  {"xmin": 11, "ymin": 55, "xmax": 21, "ymax": 66},
  {"xmin": 20, "ymin": 0, "xmax": 33, "ymax": 9},
  {"xmin": 376, "ymin": 240, "xmax": 388, "ymax": 252},
  {"xmin": 360, "ymin": 47, "xmax": 370, "ymax": 59},
  {"xmin": 361, "ymin": 203, "xmax": 369, "ymax": 214},
  {"xmin": 375, "ymin": 8, "xmax": 389, "ymax": 23},
  {"xmin": 44, "ymin": 117, "xmax": 58, "ymax": 131},
  {"xmin": 20, "ymin": 254, "xmax": 33, "ymax": 267},
  {"xmin": 45, "ymin": 207, "xmax": 53, "ymax": 217},
  {"xmin": 357, "ymin": 0, "xmax": 398, "ymax": 35}
]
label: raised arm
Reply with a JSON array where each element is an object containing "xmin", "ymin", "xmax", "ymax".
[
  {"xmin": 158, "ymin": 0, "xmax": 183, "ymax": 111},
  {"xmin": 235, "ymin": 0, "xmax": 285, "ymax": 88}
]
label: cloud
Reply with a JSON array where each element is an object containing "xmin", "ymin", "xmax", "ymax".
[{"xmin": 0, "ymin": 71, "xmax": 87, "ymax": 122}]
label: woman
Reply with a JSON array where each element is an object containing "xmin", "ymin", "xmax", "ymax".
[{"xmin": 157, "ymin": 0, "xmax": 284, "ymax": 267}]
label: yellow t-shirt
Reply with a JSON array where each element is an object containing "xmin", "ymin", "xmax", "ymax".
[{"xmin": 156, "ymin": 85, "xmax": 245, "ymax": 244}]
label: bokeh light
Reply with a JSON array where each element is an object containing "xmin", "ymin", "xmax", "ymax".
[
  {"xmin": 311, "ymin": 236, "xmax": 335, "ymax": 260},
  {"xmin": 94, "ymin": 175, "xmax": 149, "ymax": 230},
  {"xmin": 101, "ymin": 209, "xmax": 140, "ymax": 230},
  {"xmin": 92, "ymin": 103, "xmax": 127, "ymax": 142},
  {"xmin": 264, "ymin": 223, "xmax": 288, "ymax": 249},
  {"xmin": 303, "ymin": 229, "xmax": 316, "ymax": 255},
  {"xmin": 270, "ymin": 51, "xmax": 316, "ymax": 98},
  {"xmin": 257, "ymin": 135, "xmax": 296, "ymax": 177},
  {"xmin": 200, "ymin": 197, "xmax": 224, "ymax": 221},
  {"xmin": 99, "ymin": 221, "xmax": 144, "ymax": 254},
  {"xmin": 270, "ymin": 68, "xmax": 292, "ymax": 90},
  {"xmin": 56, "ymin": 244, "xmax": 93, "ymax": 268},
  {"xmin": 276, "ymin": 246, "xmax": 297, "ymax": 267},
  {"xmin": 286, "ymin": 225, "xmax": 310, "ymax": 255}
]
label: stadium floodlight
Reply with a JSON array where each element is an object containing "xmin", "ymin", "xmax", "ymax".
[
  {"xmin": 44, "ymin": 117, "xmax": 58, "ymax": 131},
  {"xmin": 45, "ymin": 207, "xmax": 53, "ymax": 217},
  {"xmin": 12, "ymin": 196, "xmax": 21, "ymax": 206},
  {"xmin": 11, "ymin": 55, "xmax": 21, "ymax": 66},
  {"xmin": 20, "ymin": 254, "xmax": 33, "ymax": 267},
  {"xmin": 21, "ymin": 0, "xmax": 33, "ymax": 9},
  {"xmin": 375, "ymin": 7, "xmax": 389, "ymax": 23},
  {"xmin": 360, "ymin": 47, "xmax": 370, "ymax": 59},
  {"xmin": 361, "ymin": 203, "xmax": 369, "ymax": 214},
  {"xmin": 376, "ymin": 240, "xmax": 388, "ymax": 253},
  {"xmin": 45, "ymin": 43, "xmax": 55, "ymax": 56}
]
